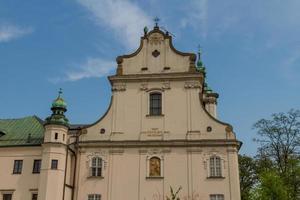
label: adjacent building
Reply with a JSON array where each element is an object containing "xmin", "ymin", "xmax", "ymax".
[{"xmin": 0, "ymin": 25, "xmax": 241, "ymax": 200}]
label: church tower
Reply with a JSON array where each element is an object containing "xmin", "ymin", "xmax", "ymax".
[{"xmin": 38, "ymin": 89, "xmax": 69, "ymax": 200}]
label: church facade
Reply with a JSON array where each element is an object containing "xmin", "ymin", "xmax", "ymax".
[{"xmin": 0, "ymin": 25, "xmax": 241, "ymax": 200}]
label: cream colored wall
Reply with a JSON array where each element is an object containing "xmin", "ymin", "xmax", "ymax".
[
  {"xmin": 78, "ymin": 28, "xmax": 240, "ymax": 200},
  {"xmin": 38, "ymin": 124, "xmax": 69, "ymax": 200},
  {"xmin": 0, "ymin": 147, "xmax": 42, "ymax": 200},
  {"xmin": 82, "ymin": 80, "xmax": 235, "ymax": 142},
  {"xmin": 74, "ymin": 147, "xmax": 237, "ymax": 200},
  {"xmin": 122, "ymin": 34, "xmax": 190, "ymax": 75}
]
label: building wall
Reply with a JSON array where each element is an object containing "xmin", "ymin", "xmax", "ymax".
[
  {"xmin": 0, "ymin": 147, "xmax": 42, "ymax": 200},
  {"xmin": 74, "ymin": 146, "xmax": 239, "ymax": 200}
]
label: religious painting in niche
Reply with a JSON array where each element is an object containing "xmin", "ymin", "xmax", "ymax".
[{"xmin": 149, "ymin": 157, "xmax": 161, "ymax": 176}]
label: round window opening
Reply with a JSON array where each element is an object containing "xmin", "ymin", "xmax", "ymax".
[
  {"xmin": 207, "ymin": 126, "xmax": 212, "ymax": 132},
  {"xmin": 100, "ymin": 128, "xmax": 106, "ymax": 134}
]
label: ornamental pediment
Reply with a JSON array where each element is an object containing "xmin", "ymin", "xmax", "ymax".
[{"xmin": 115, "ymin": 26, "xmax": 197, "ymax": 75}]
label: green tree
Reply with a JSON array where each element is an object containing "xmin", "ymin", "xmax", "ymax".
[
  {"xmin": 253, "ymin": 109, "xmax": 300, "ymax": 174},
  {"xmin": 253, "ymin": 109, "xmax": 300, "ymax": 199},
  {"xmin": 251, "ymin": 170, "xmax": 288, "ymax": 200},
  {"xmin": 239, "ymin": 154, "xmax": 258, "ymax": 200}
]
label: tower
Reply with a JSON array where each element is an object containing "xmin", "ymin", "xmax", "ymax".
[{"xmin": 38, "ymin": 89, "xmax": 69, "ymax": 200}]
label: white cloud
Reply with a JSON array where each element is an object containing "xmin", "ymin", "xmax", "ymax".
[
  {"xmin": 50, "ymin": 58, "xmax": 115, "ymax": 83},
  {"xmin": 180, "ymin": 0, "xmax": 208, "ymax": 38},
  {"xmin": 0, "ymin": 24, "xmax": 33, "ymax": 43},
  {"xmin": 77, "ymin": 0, "xmax": 152, "ymax": 50}
]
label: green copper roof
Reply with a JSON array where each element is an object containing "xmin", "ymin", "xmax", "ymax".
[
  {"xmin": 0, "ymin": 116, "xmax": 44, "ymax": 147},
  {"xmin": 46, "ymin": 89, "xmax": 69, "ymax": 127},
  {"xmin": 52, "ymin": 89, "xmax": 67, "ymax": 109}
]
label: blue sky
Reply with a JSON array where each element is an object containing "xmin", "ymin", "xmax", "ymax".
[{"xmin": 0, "ymin": 0, "xmax": 299, "ymax": 155}]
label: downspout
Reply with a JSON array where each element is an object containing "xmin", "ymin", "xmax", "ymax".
[{"xmin": 63, "ymin": 144, "xmax": 69, "ymax": 200}]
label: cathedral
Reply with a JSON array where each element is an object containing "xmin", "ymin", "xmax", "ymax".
[{"xmin": 0, "ymin": 25, "xmax": 241, "ymax": 200}]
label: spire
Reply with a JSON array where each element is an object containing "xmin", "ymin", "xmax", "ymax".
[
  {"xmin": 45, "ymin": 89, "xmax": 69, "ymax": 127},
  {"xmin": 196, "ymin": 45, "xmax": 206, "ymax": 75}
]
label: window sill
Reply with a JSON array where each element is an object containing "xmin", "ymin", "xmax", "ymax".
[
  {"xmin": 32, "ymin": 172, "xmax": 40, "ymax": 174},
  {"xmin": 87, "ymin": 176, "xmax": 104, "ymax": 179},
  {"xmin": 12, "ymin": 172, "xmax": 22, "ymax": 175},
  {"xmin": 146, "ymin": 176, "xmax": 164, "ymax": 179},
  {"xmin": 207, "ymin": 176, "xmax": 225, "ymax": 179},
  {"xmin": 146, "ymin": 114, "xmax": 164, "ymax": 117}
]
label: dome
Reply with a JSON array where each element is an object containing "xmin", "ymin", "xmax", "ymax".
[{"xmin": 52, "ymin": 97, "xmax": 67, "ymax": 109}]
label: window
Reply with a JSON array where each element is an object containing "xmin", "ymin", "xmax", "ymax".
[
  {"xmin": 210, "ymin": 194, "xmax": 224, "ymax": 200},
  {"xmin": 149, "ymin": 157, "xmax": 161, "ymax": 177},
  {"xmin": 3, "ymin": 194, "xmax": 12, "ymax": 200},
  {"xmin": 33, "ymin": 160, "xmax": 41, "ymax": 173},
  {"xmin": 51, "ymin": 159, "xmax": 58, "ymax": 170},
  {"xmin": 149, "ymin": 93, "xmax": 162, "ymax": 115},
  {"xmin": 13, "ymin": 160, "xmax": 23, "ymax": 174},
  {"xmin": 0, "ymin": 131, "xmax": 5, "ymax": 137},
  {"xmin": 210, "ymin": 156, "xmax": 222, "ymax": 177},
  {"xmin": 90, "ymin": 157, "xmax": 102, "ymax": 177},
  {"xmin": 32, "ymin": 193, "xmax": 38, "ymax": 200},
  {"xmin": 55, "ymin": 133, "xmax": 58, "ymax": 140},
  {"xmin": 88, "ymin": 194, "xmax": 101, "ymax": 200}
]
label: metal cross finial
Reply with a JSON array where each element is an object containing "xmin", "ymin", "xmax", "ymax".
[
  {"xmin": 197, "ymin": 44, "xmax": 202, "ymax": 55},
  {"xmin": 58, "ymin": 88, "xmax": 63, "ymax": 97},
  {"xmin": 154, "ymin": 17, "xmax": 160, "ymax": 27}
]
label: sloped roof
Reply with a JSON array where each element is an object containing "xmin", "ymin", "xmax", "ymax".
[{"xmin": 0, "ymin": 116, "xmax": 44, "ymax": 147}]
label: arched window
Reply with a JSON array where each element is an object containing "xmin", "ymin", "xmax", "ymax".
[
  {"xmin": 149, "ymin": 157, "xmax": 161, "ymax": 177},
  {"xmin": 90, "ymin": 157, "xmax": 102, "ymax": 177},
  {"xmin": 210, "ymin": 156, "xmax": 222, "ymax": 177},
  {"xmin": 149, "ymin": 93, "xmax": 162, "ymax": 115}
]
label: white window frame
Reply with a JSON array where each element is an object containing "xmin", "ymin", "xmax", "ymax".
[
  {"xmin": 90, "ymin": 157, "xmax": 103, "ymax": 177},
  {"xmin": 209, "ymin": 156, "xmax": 222, "ymax": 177},
  {"xmin": 88, "ymin": 194, "xmax": 101, "ymax": 200},
  {"xmin": 146, "ymin": 89, "xmax": 164, "ymax": 116},
  {"xmin": 210, "ymin": 194, "xmax": 224, "ymax": 200}
]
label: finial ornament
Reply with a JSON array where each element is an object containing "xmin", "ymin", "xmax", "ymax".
[
  {"xmin": 58, "ymin": 88, "xmax": 63, "ymax": 97},
  {"xmin": 144, "ymin": 26, "xmax": 148, "ymax": 35},
  {"xmin": 154, "ymin": 17, "xmax": 160, "ymax": 27}
]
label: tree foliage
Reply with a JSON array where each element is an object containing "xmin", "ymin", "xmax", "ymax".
[
  {"xmin": 241, "ymin": 109, "xmax": 300, "ymax": 200},
  {"xmin": 253, "ymin": 109, "xmax": 300, "ymax": 174},
  {"xmin": 239, "ymin": 155, "xmax": 258, "ymax": 200}
]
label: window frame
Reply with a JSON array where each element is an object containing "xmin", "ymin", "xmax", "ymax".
[
  {"xmin": 2, "ymin": 193, "xmax": 13, "ymax": 200},
  {"xmin": 210, "ymin": 194, "xmax": 224, "ymax": 200},
  {"xmin": 90, "ymin": 157, "xmax": 103, "ymax": 177},
  {"xmin": 51, "ymin": 159, "xmax": 58, "ymax": 170},
  {"xmin": 31, "ymin": 193, "xmax": 38, "ymax": 200},
  {"xmin": 13, "ymin": 160, "xmax": 23, "ymax": 174},
  {"xmin": 149, "ymin": 92, "xmax": 162, "ymax": 116},
  {"xmin": 88, "ymin": 194, "xmax": 101, "ymax": 200},
  {"xmin": 32, "ymin": 159, "xmax": 41, "ymax": 174},
  {"xmin": 209, "ymin": 156, "xmax": 222, "ymax": 178}
]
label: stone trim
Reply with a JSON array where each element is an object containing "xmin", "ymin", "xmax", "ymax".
[
  {"xmin": 78, "ymin": 139, "xmax": 241, "ymax": 148},
  {"xmin": 109, "ymin": 72, "xmax": 204, "ymax": 83}
]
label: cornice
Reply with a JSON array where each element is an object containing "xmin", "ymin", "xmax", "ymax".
[
  {"xmin": 108, "ymin": 72, "xmax": 204, "ymax": 83},
  {"xmin": 78, "ymin": 139, "xmax": 241, "ymax": 149}
]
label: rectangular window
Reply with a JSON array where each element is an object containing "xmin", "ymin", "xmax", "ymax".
[
  {"xmin": 3, "ymin": 194, "xmax": 12, "ymax": 200},
  {"xmin": 150, "ymin": 93, "xmax": 162, "ymax": 115},
  {"xmin": 88, "ymin": 194, "xmax": 101, "ymax": 200},
  {"xmin": 210, "ymin": 194, "xmax": 224, "ymax": 200},
  {"xmin": 33, "ymin": 160, "xmax": 41, "ymax": 173},
  {"xmin": 13, "ymin": 160, "xmax": 23, "ymax": 174},
  {"xmin": 32, "ymin": 194, "xmax": 38, "ymax": 200},
  {"xmin": 51, "ymin": 159, "xmax": 58, "ymax": 170}
]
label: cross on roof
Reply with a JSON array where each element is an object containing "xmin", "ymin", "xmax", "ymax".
[
  {"xmin": 58, "ymin": 88, "xmax": 63, "ymax": 97},
  {"xmin": 154, "ymin": 17, "xmax": 160, "ymax": 27}
]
